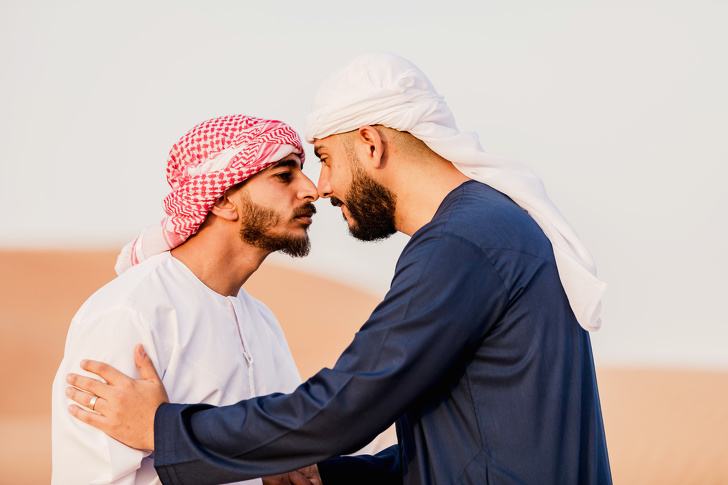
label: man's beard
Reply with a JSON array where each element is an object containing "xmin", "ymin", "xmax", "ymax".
[
  {"xmin": 332, "ymin": 152, "xmax": 397, "ymax": 242},
  {"xmin": 238, "ymin": 197, "xmax": 314, "ymax": 258}
]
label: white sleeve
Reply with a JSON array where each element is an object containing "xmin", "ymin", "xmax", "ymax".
[{"xmin": 51, "ymin": 308, "xmax": 165, "ymax": 485}]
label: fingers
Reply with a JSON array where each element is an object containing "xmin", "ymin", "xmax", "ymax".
[
  {"xmin": 134, "ymin": 344, "xmax": 161, "ymax": 383},
  {"xmin": 79, "ymin": 359, "xmax": 127, "ymax": 386},
  {"xmin": 297, "ymin": 465, "xmax": 321, "ymax": 485},
  {"xmin": 68, "ymin": 403, "xmax": 108, "ymax": 431},
  {"xmin": 66, "ymin": 373, "xmax": 110, "ymax": 398},
  {"xmin": 261, "ymin": 475, "xmax": 291, "ymax": 485},
  {"xmin": 289, "ymin": 472, "xmax": 314, "ymax": 485},
  {"xmin": 65, "ymin": 386, "xmax": 104, "ymax": 413}
]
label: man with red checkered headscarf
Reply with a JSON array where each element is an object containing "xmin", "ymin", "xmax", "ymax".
[{"xmin": 51, "ymin": 115, "xmax": 320, "ymax": 485}]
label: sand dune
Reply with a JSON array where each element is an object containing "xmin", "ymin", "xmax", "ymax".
[{"xmin": 1, "ymin": 250, "xmax": 726, "ymax": 484}]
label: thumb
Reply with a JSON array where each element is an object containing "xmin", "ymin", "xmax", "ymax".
[{"xmin": 134, "ymin": 344, "xmax": 161, "ymax": 382}]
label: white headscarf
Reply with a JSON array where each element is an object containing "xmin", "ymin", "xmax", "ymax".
[{"xmin": 304, "ymin": 52, "xmax": 606, "ymax": 331}]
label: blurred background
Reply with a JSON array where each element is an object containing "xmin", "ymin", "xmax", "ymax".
[{"xmin": 1, "ymin": 1, "xmax": 726, "ymax": 483}]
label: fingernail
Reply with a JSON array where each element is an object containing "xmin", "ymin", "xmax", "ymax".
[
  {"xmin": 80, "ymin": 360, "xmax": 87, "ymax": 367},
  {"xmin": 65, "ymin": 387, "xmax": 72, "ymax": 397},
  {"xmin": 139, "ymin": 346, "xmax": 146, "ymax": 357},
  {"xmin": 66, "ymin": 374, "xmax": 74, "ymax": 384}
]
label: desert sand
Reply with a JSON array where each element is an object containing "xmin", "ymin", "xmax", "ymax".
[{"xmin": 1, "ymin": 250, "xmax": 726, "ymax": 484}]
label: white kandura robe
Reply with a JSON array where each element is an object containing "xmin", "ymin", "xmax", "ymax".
[{"xmin": 51, "ymin": 252, "xmax": 302, "ymax": 485}]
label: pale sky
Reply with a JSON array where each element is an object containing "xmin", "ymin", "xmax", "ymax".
[{"xmin": 1, "ymin": 0, "xmax": 726, "ymax": 369}]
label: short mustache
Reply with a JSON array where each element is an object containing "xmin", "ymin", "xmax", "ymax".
[
  {"xmin": 292, "ymin": 202, "xmax": 317, "ymax": 218},
  {"xmin": 330, "ymin": 196, "xmax": 343, "ymax": 207}
]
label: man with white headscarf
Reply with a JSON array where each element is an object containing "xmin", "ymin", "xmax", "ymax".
[
  {"xmin": 66, "ymin": 54, "xmax": 612, "ymax": 484},
  {"xmin": 52, "ymin": 115, "xmax": 320, "ymax": 484}
]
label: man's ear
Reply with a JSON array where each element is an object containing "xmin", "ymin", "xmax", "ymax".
[
  {"xmin": 356, "ymin": 125, "xmax": 385, "ymax": 169},
  {"xmin": 209, "ymin": 191, "xmax": 240, "ymax": 221}
]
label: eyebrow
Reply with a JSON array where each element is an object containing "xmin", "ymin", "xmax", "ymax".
[
  {"xmin": 270, "ymin": 158, "xmax": 300, "ymax": 170},
  {"xmin": 313, "ymin": 146, "xmax": 322, "ymax": 159}
]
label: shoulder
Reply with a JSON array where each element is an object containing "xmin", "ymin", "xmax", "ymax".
[
  {"xmin": 413, "ymin": 181, "xmax": 554, "ymax": 261},
  {"xmin": 394, "ymin": 181, "xmax": 559, "ymax": 296},
  {"xmin": 62, "ymin": 255, "xmax": 179, "ymax": 372},
  {"xmin": 72, "ymin": 253, "xmax": 177, "ymax": 329}
]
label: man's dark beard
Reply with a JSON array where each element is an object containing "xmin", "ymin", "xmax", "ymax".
[
  {"xmin": 332, "ymin": 162, "xmax": 397, "ymax": 242},
  {"xmin": 239, "ymin": 198, "xmax": 314, "ymax": 257}
]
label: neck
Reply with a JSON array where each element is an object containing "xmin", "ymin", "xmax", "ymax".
[
  {"xmin": 391, "ymin": 159, "xmax": 470, "ymax": 236},
  {"xmin": 171, "ymin": 230, "xmax": 269, "ymax": 297}
]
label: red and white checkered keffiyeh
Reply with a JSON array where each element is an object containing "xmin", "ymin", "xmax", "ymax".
[{"xmin": 115, "ymin": 115, "xmax": 305, "ymax": 275}]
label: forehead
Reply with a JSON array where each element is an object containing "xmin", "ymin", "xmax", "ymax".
[{"xmin": 313, "ymin": 133, "xmax": 345, "ymax": 158}]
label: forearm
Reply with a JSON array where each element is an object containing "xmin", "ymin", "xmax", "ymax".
[
  {"xmin": 154, "ymin": 369, "xmax": 399, "ymax": 483},
  {"xmin": 152, "ymin": 235, "xmax": 502, "ymax": 483}
]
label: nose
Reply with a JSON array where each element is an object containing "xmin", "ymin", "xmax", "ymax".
[
  {"xmin": 299, "ymin": 173, "xmax": 319, "ymax": 202},
  {"xmin": 317, "ymin": 165, "xmax": 332, "ymax": 199}
]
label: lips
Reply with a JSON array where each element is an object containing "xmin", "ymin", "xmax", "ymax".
[
  {"xmin": 329, "ymin": 196, "xmax": 351, "ymax": 223},
  {"xmin": 293, "ymin": 202, "xmax": 317, "ymax": 224}
]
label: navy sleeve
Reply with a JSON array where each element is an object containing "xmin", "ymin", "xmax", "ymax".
[{"xmin": 154, "ymin": 233, "xmax": 508, "ymax": 484}]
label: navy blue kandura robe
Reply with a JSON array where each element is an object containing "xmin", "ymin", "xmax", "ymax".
[{"xmin": 154, "ymin": 181, "xmax": 612, "ymax": 484}]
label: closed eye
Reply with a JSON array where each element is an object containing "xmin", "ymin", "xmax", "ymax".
[{"xmin": 274, "ymin": 172, "xmax": 293, "ymax": 181}]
